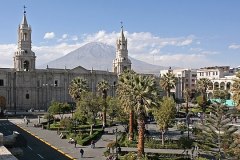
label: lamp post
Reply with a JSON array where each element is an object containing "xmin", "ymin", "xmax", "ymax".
[
  {"xmin": 73, "ymin": 119, "xmax": 79, "ymax": 137},
  {"xmin": 186, "ymin": 113, "xmax": 190, "ymax": 140},
  {"xmin": 115, "ymin": 128, "xmax": 120, "ymax": 160},
  {"xmin": 48, "ymin": 113, "xmax": 50, "ymax": 129}
]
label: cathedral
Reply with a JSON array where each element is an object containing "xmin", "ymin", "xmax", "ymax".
[{"xmin": 0, "ymin": 11, "xmax": 131, "ymax": 112}]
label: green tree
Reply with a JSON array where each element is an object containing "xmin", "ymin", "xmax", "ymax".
[
  {"xmin": 153, "ymin": 96, "xmax": 176, "ymax": 145},
  {"xmin": 196, "ymin": 78, "xmax": 211, "ymax": 112},
  {"xmin": 159, "ymin": 69, "xmax": 176, "ymax": 97},
  {"xmin": 97, "ymin": 80, "xmax": 110, "ymax": 127},
  {"xmin": 195, "ymin": 103, "xmax": 238, "ymax": 159},
  {"xmin": 107, "ymin": 97, "xmax": 119, "ymax": 123},
  {"xmin": 59, "ymin": 117, "xmax": 73, "ymax": 131},
  {"xmin": 213, "ymin": 89, "xmax": 229, "ymax": 100},
  {"xmin": 73, "ymin": 105, "xmax": 87, "ymax": 125},
  {"xmin": 117, "ymin": 70, "xmax": 137, "ymax": 141},
  {"xmin": 78, "ymin": 92, "xmax": 101, "ymax": 124},
  {"xmin": 131, "ymin": 74, "xmax": 157, "ymax": 157},
  {"xmin": 183, "ymin": 87, "xmax": 191, "ymax": 114},
  {"xmin": 229, "ymin": 133, "xmax": 240, "ymax": 159},
  {"xmin": 69, "ymin": 77, "xmax": 88, "ymax": 102},
  {"xmin": 48, "ymin": 101, "xmax": 71, "ymax": 119},
  {"xmin": 231, "ymin": 72, "xmax": 240, "ymax": 110}
]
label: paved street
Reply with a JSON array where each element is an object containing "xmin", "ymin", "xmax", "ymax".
[
  {"xmin": 0, "ymin": 120, "xmax": 72, "ymax": 160},
  {"xmin": 1, "ymin": 116, "xmax": 239, "ymax": 160}
]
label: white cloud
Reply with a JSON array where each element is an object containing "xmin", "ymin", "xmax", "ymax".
[
  {"xmin": 44, "ymin": 32, "xmax": 55, "ymax": 39},
  {"xmin": 71, "ymin": 35, "xmax": 78, "ymax": 41},
  {"xmin": 62, "ymin": 34, "xmax": 68, "ymax": 39},
  {"xmin": 229, "ymin": 44, "xmax": 240, "ymax": 49},
  {"xmin": 0, "ymin": 30, "xmax": 220, "ymax": 68},
  {"xmin": 0, "ymin": 44, "xmax": 17, "ymax": 67}
]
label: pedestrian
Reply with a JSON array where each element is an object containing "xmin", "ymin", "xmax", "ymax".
[
  {"xmin": 74, "ymin": 139, "xmax": 77, "ymax": 148},
  {"xmin": 80, "ymin": 149, "xmax": 84, "ymax": 158},
  {"xmin": 191, "ymin": 147, "xmax": 194, "ymax": 158},
  {"xmin": 91, "ymin": 140, "xmax": 95, "ymax": 148}
]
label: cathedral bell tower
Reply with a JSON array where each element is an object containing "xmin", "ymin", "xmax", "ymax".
[
  {"xmin": 14, "ymin": 7, "xmax": 36, "ymax": 71},
  {"xmin": 112, "ymin": 24, "xmax": 131, "ymax": 75}
]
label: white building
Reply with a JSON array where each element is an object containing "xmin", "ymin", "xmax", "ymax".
[
  {"xmin": 197, "ymin": 66, "xmax": 237, "ymax": 99},
  {"xmin": 160, "ymin": 68, "xmax": 197, "ymax": 100}
]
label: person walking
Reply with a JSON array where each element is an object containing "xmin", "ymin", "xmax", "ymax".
[
  {"xmin": 80, "ymin": 149, "xmax": 84, "ymax": 158},
  {"xmin": 74, "ymin": 139, "xmax": 77, "ymax": 148}
]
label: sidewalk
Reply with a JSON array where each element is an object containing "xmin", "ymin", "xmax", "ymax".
[
  {"xmin": 10, "ymin": 117, "xmax": 240, "ymax": 160},
  {"xmin": 14, "ymin": 118, "xmax": 123, "ymax": 160}
]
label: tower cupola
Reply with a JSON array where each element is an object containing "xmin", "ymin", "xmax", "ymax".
[
  {"xmin": 112, "ymin": 23, "xmax": 131, "ymax": 75},
  {"xmin": 13, "ymin": 6, "xmax": 36, "ymax": 71}
]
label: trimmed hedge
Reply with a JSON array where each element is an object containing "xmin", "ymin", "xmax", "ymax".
[{"xmin": 78, "ymin": 129, "xmax": 104, "ymax": 146}]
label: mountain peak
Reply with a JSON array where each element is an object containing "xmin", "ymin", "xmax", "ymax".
[{"xmin": 38, "ymin": 42, "xmax": 167, "ymax": 75}]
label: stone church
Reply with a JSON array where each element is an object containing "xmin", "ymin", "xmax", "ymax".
[{"xmin": 0, "ymin": 11, "xmax": 131, "ymax": 112}]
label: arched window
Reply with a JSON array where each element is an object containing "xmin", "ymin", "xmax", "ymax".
[
  {"xmin": 26, "ymin": 94, "xmax": 29, "ymax": 99},
  {"xmin": 23, "ymin": 33, "xmax": 27, "ymax": 41},
  {"xmin": 23, "ymin": 60, "xmax": 30, "ymax": 71},
  {"xmin": 226, "ymin": 82, "xmax": 231, "ymax": 90}
]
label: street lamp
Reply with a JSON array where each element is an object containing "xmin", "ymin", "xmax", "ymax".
[
  {"xmin": 115, "ymin": 128, "xmax": 121, "ymax": 160},
  {"xmin": 48, "ymin": 113, "xmax": 50, "ymax": 129},
  {"xmin": 186, "ymin": 113, "xmax": 190, "ymax": 139},
  {"xmin": 73, "ymin": 119, "xmax": 79, "ymax": 137}
]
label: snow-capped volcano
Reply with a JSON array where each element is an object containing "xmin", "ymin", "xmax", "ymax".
[{"xmin": 38, "ymin": 42, "xmax": 168, "ymax": 75}]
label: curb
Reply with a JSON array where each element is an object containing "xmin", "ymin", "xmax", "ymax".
[{"xmin": 16, "ymin": 124, "xmax": 76, "ymax": 160}]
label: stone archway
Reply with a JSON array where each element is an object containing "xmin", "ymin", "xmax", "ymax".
[{"xmin": 0, "ymin": 96, "xmax": 6, "ymax": 116}]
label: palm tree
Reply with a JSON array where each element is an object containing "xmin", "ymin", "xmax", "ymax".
[
  {"xmin": 69, "ymin": 77, "xmax": 88, "ymax": 102},
  {"xmin": 183, "ymin": 87, "xmax": 191, "ymax": 114},
  {"xmin": 196, "ymin": 78, "xmax": 211, "ymax": 112},
  {"xmin": 231, "ymin": 72, "xmax": 240, "ymax": 110},
  {"xmin": 97, "ymin": 80, "xmax": 110, "ymax": 128},
  {"xmin": 160, "ymin": 70, "xmax": 176, "ymax": 97},
  {"xmin": 117, "ymin": 70, "xmax": 136, "ymax": 141},
  {"xmin": 131, "ymin": 74, "xmax": 157, "ymax": 157}
]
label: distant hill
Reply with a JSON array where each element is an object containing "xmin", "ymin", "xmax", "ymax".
[{"xmin": 38, "ymin": 42, "xmax": 168, "ymax": 75}]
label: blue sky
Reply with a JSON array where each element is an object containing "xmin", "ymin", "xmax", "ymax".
[{"xmin": 0, "ymin": 0, "xmax": 240, "ymax": 68}]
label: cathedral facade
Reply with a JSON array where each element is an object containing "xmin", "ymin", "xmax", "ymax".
[{"xmin": 0, "ymin": 12, "xmax": 131, "ymax": 112}]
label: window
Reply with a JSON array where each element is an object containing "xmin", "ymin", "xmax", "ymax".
[
  {"xmin": 216, "ymin": 72, "xmax": 218, "ymax": 75},
  {"xmin": 26, "ymin": 94, "xmax": 30, "ymax": 99},
  {"xmin": 54, "ymin": 80, "xmax": 58, "ymax": 87},
  {"xmin": 37, "ymin": 81, "xmax": 40, "ymax": 87},
  {"xmin": 185, "ymin": 79, "xmax": 188, "ymax": 82},
  {"xmin": 0, "ymin": 79, "xmax": 4, "ymax": 86},
  {"xmin": 23, "ymin": 60, "xmax": 30, "ymax": 71},
  {"xmin": 23, "ymin": 33, "xmax": 27, "ymax": 41}
]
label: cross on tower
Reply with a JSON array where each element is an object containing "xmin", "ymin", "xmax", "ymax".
[
  {"xmin": 120, "ymin": 21, "xmax": 123, "ymax": 29},
  {"xmin": 24, "ymin": 5, "xmax": 27, "ymax": 14}
]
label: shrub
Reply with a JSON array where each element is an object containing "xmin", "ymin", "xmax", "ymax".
[
  {"xmin": 177, "ymin": 136, "xmax": 194, "ymax": 149},
  {"xmin": 78, "ymin": 129, "xmax": 103, "ymax": 146}
]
